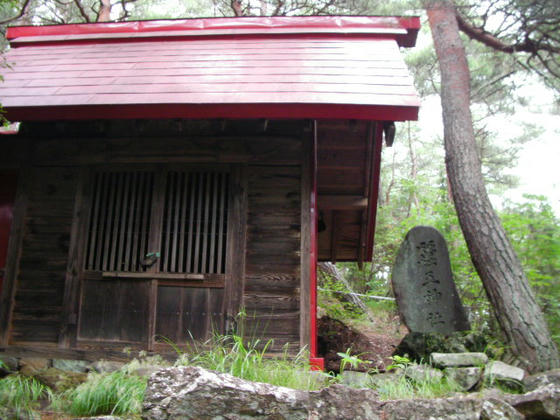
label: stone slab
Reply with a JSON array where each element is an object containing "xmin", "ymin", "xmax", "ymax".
[
  {"xmin": 430, "ymin": 352, "xmax": 488, "ymax": 368},
  {"xmin": 444, "ymin": 367, "xmax": 482, "ymax": 391},
  {"xmin": 484, "ymin": 361, "xmax": 526, "ymax": 384},
  {"xmin": 19, "ymin": 357, "xmax": 50, "ymax": 375},
  {"xmin": 392, "ymin": 226, "xmax": 470, "ymax": 334},
  {"xmin": 0, "ymin": 356, "xmax": 18, "ymax": 371},
  {"xmin": 52, "ymin": 359, "xmax": 91, "ymax": 373}
]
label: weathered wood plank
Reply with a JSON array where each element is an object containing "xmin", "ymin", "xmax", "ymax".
[
  {"xmin": 225, "ymin": 166, "xmax": 247, "ymax": 330},
  {"xmin": 59, "ymin": 168, "xmax": 89, "ymax": 348},
  {"xmin": 78, "ymin": 279, "xmax": 150, "ymax": 343},
  {"xmin": 244, "ymin": 294, "xmax": 300, "ymax": 312},
  {"xmin": 31, "ymin": 135, "xmax": 302, "ymax": 166},
  {"xmin": 5, "ymin": 166, "xmax": 77, "ymax": 345},
  {"xmin": 244, "ymin": 274, "xmax": 299, "ymax": 292}
]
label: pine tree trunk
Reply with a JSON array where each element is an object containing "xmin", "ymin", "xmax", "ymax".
[
  {"xmin": 98, "ymin": 0, "xmax": 112, "ymax": 22},
  {"xmin": 426, "ymin": 0, "xmax": 559, "ymax": 373}
]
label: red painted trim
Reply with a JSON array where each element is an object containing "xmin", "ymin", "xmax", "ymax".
[
  {"xmin": 9, "ymin": 32, "xmax": 404, "ymax": 48},
  {"xmin": 310, "ymin": 121, "xmax": 319, "ymax": 359},
  {"xmin": 7, "ymin": 16, "xmax": 420, "ymax": 47},
  {"xmin": 366, "ymin": 123, "xmax": 384, "ymax": 261},
  {"xmin": 4, "ymin": 104, "xmax": 419, "ymax": 123},
  {"xmin": 309, "ymin": 357, "xmax": 325, "ymax": 371}
]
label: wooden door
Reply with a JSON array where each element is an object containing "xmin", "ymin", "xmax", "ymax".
[
  {"xmin": 77, "ymin": 166, "xmax": 233, "ymax": 348},
  {"xmin": 0, "ymin": 171, "xmax": 18, "ymax": 297}
]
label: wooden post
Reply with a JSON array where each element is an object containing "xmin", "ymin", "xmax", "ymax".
[
  {"xmin": 300, "ymin": 131, "xmax": 311, "ymax": 354},
  {"xmin": 146, "ymin": 166, "xmax": 166, "ymax": 352},
  {"xmin": 224, "ymin": 165, "xmax": 247, "ymax": 331},
  {"xmin": 59, "ymin": 168, "xmax": 90, "ymax": 348},
  {"xmin": 365, "ymin": 123, "xmax": 384, "ymax": 261}
]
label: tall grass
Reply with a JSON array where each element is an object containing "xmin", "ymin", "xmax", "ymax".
[
  {"xmin": 373, "ymin": 370, "xmax": 462, "ymax": 400},
  {"xmin": 0, "ymin": 374, "xmax": 50, "ymax": 419},
  {"xmin": 60, "ymin": 370, "xmax": 146, "ymax": 417},
  {"xmin": 175, "ymin": 333, "xmax": 328, "ymax": 390}
]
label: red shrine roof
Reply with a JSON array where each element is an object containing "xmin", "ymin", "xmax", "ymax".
[{"xmin": 0, "ymin": 16, "xmax": 420, "ymax": 122}]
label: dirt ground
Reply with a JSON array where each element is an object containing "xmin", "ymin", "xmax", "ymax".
[{"xmin": 317, "ymin": 315, "xmax": 407, "ymax": 373}]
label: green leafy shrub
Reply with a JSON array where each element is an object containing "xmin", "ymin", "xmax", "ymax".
[
  {"xmin": 337, "ymin": 348, "xmax": 367, "ymax": 373},
  {"xmin": 386, "ymin": 355, "xmax": 412, "ymax": 372}
]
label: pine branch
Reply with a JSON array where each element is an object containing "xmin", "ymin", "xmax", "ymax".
[
  {"xmin": 456, "ymin": 10, "xmax": 560, "ymax": 54},
  {"xmin": 0, "ymin": 0, "xmax": 32, "ymax": 25}
]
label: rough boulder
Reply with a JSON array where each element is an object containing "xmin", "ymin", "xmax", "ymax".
[{"xmin": 142, "ymin": 366, "xmax": 560, "ymax": 420}]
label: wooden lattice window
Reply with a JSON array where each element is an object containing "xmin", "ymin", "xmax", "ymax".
[
  {"xmin": 84, "ymin": 168, "xmax": 229, "ymax": 275},
  {"xmin": 160, "ymin": 171, "xmax": 229, "ymax": 274},
  {"xmin": 85, "ymin": 171, "xmax": 154, "ymax": 272}
]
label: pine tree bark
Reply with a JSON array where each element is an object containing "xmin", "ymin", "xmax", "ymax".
[
  {"xmin": 425, "ymin": 0, "xmax": 559, "ymax": 373},
  {"xmin": 98, "ymin": 0, "xmax": 112, "ymax": 22}
]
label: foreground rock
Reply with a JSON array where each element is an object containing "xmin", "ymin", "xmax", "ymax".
[
  {"xmin": 143, "ymin": 366, "xmax": 311, "ymax": 419},
  {"xmin": 507, "ymin": 383, "xmax": 560, "ymax": 419},
  {"xmin": 142, "ymin": 366, "xmax": 560, "ymax": 420},
  {"xmin": 381, "ymin": 396, "xmax": 523, "ymax": 420},
  {"xmin": 523, "ymin": 368, "xmax": 560, "ymax": 392}
]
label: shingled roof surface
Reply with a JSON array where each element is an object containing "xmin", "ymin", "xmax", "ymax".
[{"xmin": 1, "ymin": 16, "xmax": 420, "ymax": 122}]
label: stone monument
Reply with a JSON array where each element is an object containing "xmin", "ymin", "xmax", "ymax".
[{"xmin": 392, "ymin": 226, "xmax": 470, "ymax": 334}]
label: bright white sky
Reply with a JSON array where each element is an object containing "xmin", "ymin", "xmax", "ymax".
[
  {"xmin": 411, "ymin": 16, "xmax": 560, "ymax": 216},
  {"xmin": 417, "ymin": 84, "xmax": 560, "ymax": 215},
  {"xmin": 499, "ymin": 83, "xmax": 560, "ymax": 214}
]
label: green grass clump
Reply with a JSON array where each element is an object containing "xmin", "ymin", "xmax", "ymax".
[
  {"xmin": 373, "ymin": 370, "xmax": 462, "ymax": 400},
  {"xmin": 175, "ymin": 333, "xmax": 327, "ymax": 390},
  {"xmin": 0, "ymin": 374, "xmax": 51, "ymax": 419},
  {"xmin": 60, "ymin": 370, "xmax": 146, "ymax": 417}
]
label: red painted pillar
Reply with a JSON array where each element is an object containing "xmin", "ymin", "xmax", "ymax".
[{"xmin": 309, "ymin": 122, "xmax": 324, "ymax": 371}]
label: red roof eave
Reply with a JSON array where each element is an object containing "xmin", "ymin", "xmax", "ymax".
[
  {"xmin": 2, "ymin": 15, "xmax": 421, "ymax": 124},
  {"xmin": 4, "ymin": 103, "xmax": 419, "ymax": 123},
  {"xmin": 7, "ymin": 15, "xmax": 420, "ymax": 48}
]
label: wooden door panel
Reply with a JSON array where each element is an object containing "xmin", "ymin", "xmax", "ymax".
[
  {"xmin": 79, "ymin": 279, "xmax": 150, "ymax": 343},
  {"xmin": 78, "ymin": 166, "xmax": 231, "ymax": 347},
  {"xmin": 156, "ymin": 286, "xmax": 224, "ymax": 343}
]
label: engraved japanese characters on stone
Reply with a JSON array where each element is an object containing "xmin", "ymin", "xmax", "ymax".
[
  {"xmin": 416, "ymin": 240, "xmax": 437, "ymax": 267},
  {"xmin": 391, "ymin": 226, "xmax": 470, "ymax": 334}
]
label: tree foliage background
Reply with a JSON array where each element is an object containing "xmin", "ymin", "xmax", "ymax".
[{"xmin": 1, "ymin": 0, "xmax": 559, "ymax": 349}]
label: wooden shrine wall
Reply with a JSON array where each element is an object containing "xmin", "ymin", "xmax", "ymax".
[
  {"xmin": 0, "ymin": 120, "xmax": 308, "ymax": 353},
  {"xmin": 244, "ymin": 165, "xmax": 302, "ymax": 351},
  {"xmin": 12, "ymin": 167, "xmax": 78, "ymax": 344}
]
